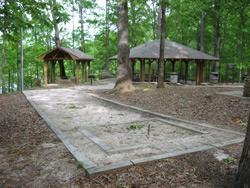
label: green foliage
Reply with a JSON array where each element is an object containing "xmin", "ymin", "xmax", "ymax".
[
  {"xmin": 67, "ymin": 105, "xmax": 86, "ymax": 109},
  {"xmin": 127, "ymin": 124, "xmax": 144, "ymax": 130},
  {"xmin": 240, "ymin": 123, "xmax": 247, "ymax": 127},
  {"xmin": 1, "ymin": 0, "xmax": 250, "ymax": 93},
  {"xmin": 116, "ymin": 184, "xmax": 130, "ymax": 188},
  {"xmin": 75, "ymin": 161, "xmax": 84, "ymax": 167},
  {"xmin": 223, "ymin": 157, "xmax": 237, "ymax": 164}
]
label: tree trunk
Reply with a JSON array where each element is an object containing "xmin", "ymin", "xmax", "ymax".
[
  {"xmin": 212, "ymin": 0, "xmax": 220, "ymax": 72},
  {"xmin": 175, "ymin": 11, "xmax": 179, "ymax": 42},
  {"xmin": 200, "ymin": 11, "xmax": 206, "ymax": 52},
  {"xmin": 239, "ymin": 10, "xmax": 245, "ymax": 83},
  {"xmin": 131, "ymin": 0, "xmax": 136, "ymax": 47},
  {"xmin": 113, "ymin": 0, "xmax": 134, "ymax": 92},
  {"xmin": 105, "ymin": 0, "xmax": 110, "ymax": 72},
  {"xmin": 79, "ymin": 3, "xmax": 85, "ymax": 52},
  {"xmin": 16, "ymin": 42, "xmax": 20, "ymax": 92},
  {"xmin": 157, "ymin": 5, "xmax": 162, "ymax": 40},
  {"xmin": 8, "ymin": 71, "xmax": 11, "ymax": 93},
  {"xmin": 235, "ymin": 113, "xmax": 250, "ymax": 188},
  {"xmin": 220, "ymin": 14, "xmax": 228, "ymax": 68},
  {"xmin": 2, "ymin": 28, "xmax": 6, "ymax": 94},
  {"xmin": 152, "ymin": 0, "xmax": 157, "ymax": 40},
  {"xmin": 51, "ymin": 0, "xmax": 60, "ymax": 47},
  {"xmin": 157, "ymin": 2, "xmax": 166, "ymax": 88}
]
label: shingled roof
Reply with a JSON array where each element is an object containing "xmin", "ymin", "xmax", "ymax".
[
  {"xmin": 38, "ymin": 47, "xmax": 95, "ymax": 61},
  {"xmin": 109, "ymin": 39, "xmax": 219, "ymax": 61}
]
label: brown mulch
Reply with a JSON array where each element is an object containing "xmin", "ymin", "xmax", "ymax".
[{"xmin": 0, "ymin": 84, "xmax": 249, "ymax": 188}]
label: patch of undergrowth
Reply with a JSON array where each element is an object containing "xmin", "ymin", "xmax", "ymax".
[
  {"xmin": 71, "ymin": 126, "xmax": 79, "ymax": 131},
  {"xmin": 63, "ymin": 116, "xmax": 72, "ymax": 119},
  {"xmin": 75, "ymin": 161, "xmax": 84, "ymax": 167},
  {"xmin": 116, "ymin": 184, "xmax": 129, "ymax": 188},
  {"xmin": 67, "ymin": 105, "xmax": 86, "ymax": 109},
  {"xmin": 240, "ymin": 122, "xmax": 247, "ymax": 126},
  {"xmin": 223, "ymin": 157, "xmax": 237, "ymax": 164},
  {"xmin": 127, "ymin": 124, "xmax": 144, "ymax": 130}
]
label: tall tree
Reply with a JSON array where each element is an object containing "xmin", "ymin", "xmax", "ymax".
[
  {"xmin": 235, "ymin": 113, "xmax": 250, "ymax": 187},
  {"xmin": 2, "ymin": 26, "xmax": 6, "ymax": 94},
  {"xmin": 113, "ymin": 0, "xmax": 134, "ymax": 92},
  {"xmin": 105, "ymin": 0, "xmax": 111, "ymax": 72},
  {"xmin": 51, "ymin": 0, "xmax": 60, "ymax": 47},
  {"xmin": 157, "ymin": 5, "xmax": 162, "ymax": 40},
  {"xmin": 157, "ymin": 1, "xmax": 166, "ymax": 88},
  {"xmin": 200, "ymin": 11, "xmax": 206, "ymax": 52},
  {"xmin": 130, "ymin": 0, "xmax": 136, "ymax": 47},
  {"xmin": 212, "ymin": 0, "xmax": 220, "ymax": 72},
  {"xmin": 79, "ymin": 3, "xmax": 85, "ymax": 52}
]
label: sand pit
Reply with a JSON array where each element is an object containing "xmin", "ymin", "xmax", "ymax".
[{"xmin": 24, "ymin": 88, "xmax": 245, "ymax": 176}]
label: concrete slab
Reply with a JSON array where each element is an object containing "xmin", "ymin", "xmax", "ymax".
[{"xmin": 23, "ymin": 88, "xmax": 245, "ymax": 177}]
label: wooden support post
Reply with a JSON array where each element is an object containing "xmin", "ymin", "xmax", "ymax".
[
  {"xmin": 232, "ymin": 65, "xmax": 235, "ymax": 84},
  {"xmin": 44, "ymin": 60, "xmax": 48, "ymax": 85},
  {"xmin": 201, "ymin": 61, "xmax": 205, "ymax": 83},
  {"xmin": 131, "ymin": 60, "xmax": 135, "ymax": 81},
  {"xmin": 81, "ymin": 61, "xmax": 85, "ymax": 82},
  {"xmin": 140, "ymin": 60, "xmax": 142, "ymax": 82},
  {"xmin": 163, "ymin": 61, "xmax": 166, "ymax": 81},
  {"xmin": 171, "ymin": 60, "xmax": 176, "ymax": 72},
  {"xmin": 141, "ymin": 59, "xmax": 145, "ymax": 82},
  {"xmin": 226, "ymin": 64, "xmax": 229, "ymax": 83},
  {"xmin": 76, "ymin": 61, "xmax": 79, "ymax": 84},
  {"xmin": 51, "ymin": 61, "xmax": 56, "ymax": 83},
  {"xmin": 185, "ymin": 61, "xmax": 189, "ymax": 84},
  {"xmin": 196, "ymin": 61, "xmax": 200, "ymax": 85},
  {"xmin": 148, "ymin": 61, "xmax": 152, "ymax": 82},
  {"xmin": 88, "ymin": 61, "xmax": 91, "ymax": 76}
]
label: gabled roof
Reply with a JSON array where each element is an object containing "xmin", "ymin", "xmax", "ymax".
[
  {"xmin": 38, "ymin": 47, "xmax": 95, "ymax": 61},
  {"xmin": 109, "ymin": 39, "xmax": 219, "ymax": 61}
]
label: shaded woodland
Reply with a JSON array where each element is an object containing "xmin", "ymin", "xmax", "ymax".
[{"xmin": 0, "ymin": 0, "xmax": 250, "ymax": 93}]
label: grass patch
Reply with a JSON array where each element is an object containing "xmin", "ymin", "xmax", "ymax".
[
  {"xmin": 71, "ymin": 126, "xmax": 79, "ymax": 131},
  {"xmin": 63, "ymin": 116, "xmax": 72, "ymax": 119},
  {"xmin": 75, "ymin": 161, "xmax": 84, "ymax": 167},
  {"xmin": 223, "ymin": 157, "xmax": 237, "ymax": 164},
  {"xmin": 127, "ymin": 124, "xmax": 144, "ymax": 130},
  {"xmin": 67, "ymin": 105, "xmax": 86, "ymax": 109},
  {"xmin": 240, "ymin": 123, "xmax": 247, "ymax": 126}
]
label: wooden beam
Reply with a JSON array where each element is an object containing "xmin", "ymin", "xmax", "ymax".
[
  {"xmin": 81, "ymin": 61, "xmax": 85, "ymax": 82},
  {"xmin": 141, "ymin": 59, "xmax": 145, "ymax": 82},
  {"xmin": 140, "ymin": 60, "xmax": 142, "ymax": 82},
  {"xmin": 185, "ymin": 61, "xmax": 189, "ymax": 84},
  {"xmin": 131, "ymin": 60, "xmax": 135, "ymax": 81},
  {"xmin": 76, "ymin": 61, "xmax": 79, "ymax": 84},
  {"xmin": 163, "ymin": 61, "xmax": 166, "ymax": 81},
  {"xmin": 171, "ymin": 60, "xmax": 176, "ymax": 72},
  {"xmin": 88, "ymin": 61, "xmax": 91, "ymax": 76},
  {"xmin": 45, "ymin": 58, "xmax": 73, "ymax": 60},
  {"xmin": 196, "ymin": 62, "xmax": 200, "ymax": 85},
  {"xmin": 148, "ymin": 61, "xmax": 152, "ymax": 82},
  {"xmin": 201, "ymin": 61, "xmax": 205, "ymax": 83},
  {"xmin": 51, "ymin": 61, "xmax": 56, "ymax": 83},
  {"xmin": 44, "ymin": 60, "xmax": 48, "ymax": 85}
]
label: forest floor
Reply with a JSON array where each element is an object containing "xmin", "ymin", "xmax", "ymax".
[{"xmin": 0, "ymin": 83, "xmax": 249, "ymax": 188}]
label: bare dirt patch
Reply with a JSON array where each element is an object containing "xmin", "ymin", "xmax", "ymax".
[{"xmin": 96, "ymin": 83, "xmax": 249, "ymax": 134}]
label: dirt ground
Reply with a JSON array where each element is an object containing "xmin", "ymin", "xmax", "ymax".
[{"xmin": 0, "ymin": 83, "xmax": 249, "ymax": 188}]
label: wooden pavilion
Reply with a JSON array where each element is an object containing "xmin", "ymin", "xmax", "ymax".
[
  {"xmin": 109, "ymin": 40, "xmax": 219, "ymax": 85},
  {"xmin": 38, "ymin": 47, "xmax": 95, "ymax": 84}
]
